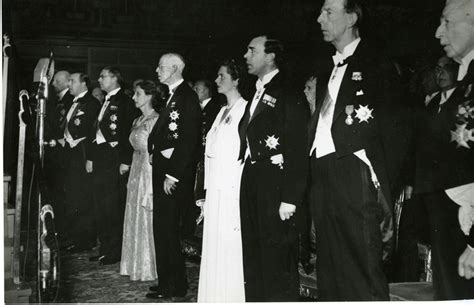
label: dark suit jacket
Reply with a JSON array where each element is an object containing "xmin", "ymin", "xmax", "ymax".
[
  {"xmin": 63, "ymin": 92, "xmax": 100, "ymax": 152},
  {"xmin": 238, "ymin": 72, "xmax": 309, "ymax": 206},
  {"xmin": 307, "ymin": 39, "xmax": 409, "ymax": 206},
  {"xmin": 88, "ymin": 88, "xmax": 139, "ymax": 165},
  {"xmin": 201, "ymin": 97, "xmax": 223, "ymax": 149},
  {"xmin": 46, "ymin": 90, "xmax": 74, "ymax": 141},
  {"xmin": 414, "ymin": 63, "xmax": 474, "ymax": 246},
  {"xmin": 148, "ymin": 81, "xmax": 202, "ymax": 183}
]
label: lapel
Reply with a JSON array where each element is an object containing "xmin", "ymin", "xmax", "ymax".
[
  {"xmin": 332, "ymin": 55, "xmax": 360, "ymax": 124},
  {"xmin": 248, "ymin": 73, "xmax": 281, "ymax": 124},
  {"xmin": 150, "ymin": 82, "xmax": 184, "ymax": 138},
  {"xmin": 103, "ymin": 89, "xmax": 121, "ymax": 119}
]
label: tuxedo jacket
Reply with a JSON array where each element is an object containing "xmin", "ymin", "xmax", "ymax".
[
  {"xmin": 62, "ymin": 92, "xmax": 100, "ymax": 147},
  {"xmin": 46, "ymin": 90, "xmax": 74, "ymax": 141},
  {"xmin": 88, "ymin": 89, "xmax": 139, "ymax": 165},
  {"xmin": 238, "ymin": 72, "xmax": 309, "ymax": 206},
  {"xmin": 415, "ymin": 65, "xmax": 474, "ymax": 193},
  {"xmin": 148, "ymin": 82, "xmax": 202, "ymax": 183},
  {"xmin": 415, "ymin": 62, "xmax": 474, "ymax": 246},
  {"xmin": 307, "ymin": 40, "xmax": 409, "ymax": 205}
]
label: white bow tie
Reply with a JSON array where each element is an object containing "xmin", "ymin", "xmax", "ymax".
[{"xmin": 332, "ymin": 52, "xmax": 346, "ymax": 66}]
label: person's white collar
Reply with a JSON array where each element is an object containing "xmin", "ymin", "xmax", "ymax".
[
  {"xmin": 256, "ymin": 69, "xmax": 279, "ymax": 90},
  {"xmin": 333, "ymin": 37, "xmax": 361, "ymax": 65},
  {"xmin": 200, "ymin": 97, "xmax": 211, "ymax": 109},
  {"xmin": 58, "ymin": 88, "xmax": 69, "ymax": 101},
  {"xmin": 168, "ymin": 79, "xmax": 184, "ymax": 93},
  {"xmin": 105, "ymin": 87, "xmax": 121, "ymax": 101},
  {"xmin": 73, "ymin": 90, "xmax": 88, "ymax": 102},
  {"xmin": 458, "ymin": 50, "xmax": 474, "ymax": 81}
]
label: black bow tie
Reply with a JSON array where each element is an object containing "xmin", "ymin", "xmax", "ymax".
[{"xmin": 336, "ymin": 55, "xmax": 352, "ymax": 67}]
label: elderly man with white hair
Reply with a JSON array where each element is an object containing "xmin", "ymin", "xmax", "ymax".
[
  {"xmin": 415, "ymin": 0, "xmax": 474, "ymax": 299},
  {"xmin": 146, "ymin": 53, "xmax": 202, "ymax": 299}
]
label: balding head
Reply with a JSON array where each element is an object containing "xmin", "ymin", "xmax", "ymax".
[
  {"xmin": 436, "ymin": 0, "xmax": 474, "ymax": 61},
  {"xmin": 156, "ymin": 53, "xmax": 186, "ymax": 85},
  {"xmin": 52, "ymin": 70, "xmax": 70, "ymax": 93}
]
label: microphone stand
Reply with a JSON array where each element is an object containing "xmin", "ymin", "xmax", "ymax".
[{"xmin": 34, "ymin": 53, "xmax": 60, "ymax": 302}]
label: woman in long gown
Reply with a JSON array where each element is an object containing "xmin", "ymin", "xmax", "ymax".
[
  {"xmin": 120, "ymin": 80, "xmax": 168, "ymax": 281},
  {"xmin": 198, "ymin": 60, "xmax": 248, "ymax": 302}
]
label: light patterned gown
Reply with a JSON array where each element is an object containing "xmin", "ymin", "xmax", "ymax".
[{"xmin": 120, "ymin": 111, "xmax": 159, "ymax": 281}]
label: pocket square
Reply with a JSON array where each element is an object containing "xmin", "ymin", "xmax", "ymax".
[
  {"xmin": 160, "ymin": 148, "xmax": 175, "ymax": 159},
  {"xmin": 109, "ymin": 141, "xmax": 119, "ymax": 148},
  {"xmin": 356, "ymin": 90, "xmax": 364, "ymax": 96}
]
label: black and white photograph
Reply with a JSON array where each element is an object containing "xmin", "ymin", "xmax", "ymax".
[{"xmin": 2, "ymin": 0, "xmax": 474, "ymax": 302}]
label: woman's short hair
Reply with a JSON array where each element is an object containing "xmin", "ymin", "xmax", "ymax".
[
  {"xmin": 219, "ymin": 59, "xmax": 247, "ymax": 91},
  {"xmin": 135, "ymin": 80, "xmax": 169, "ymax": 111}
]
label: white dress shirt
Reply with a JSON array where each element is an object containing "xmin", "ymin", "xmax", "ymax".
[
  {"xmin": 64, "ymin": 90, "xmax": 88, "ymax": 147},
  {"xmin": 310, "ymin": 38, "xmax": 361, "ymax": 158},
  {"xmin": 245, "ymin": 69, "xmax": 279, "ymax": 161},
  {"xmin": 96, "ymin": 87, "xmax": 121, "ymax": 144},
  {"xmin": 200, "ymin": 97, "xmax": 211, "ymax": 110}
]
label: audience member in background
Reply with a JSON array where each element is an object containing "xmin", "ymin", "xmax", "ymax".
[
  {"xmin": 303, "ymin": 75, "xmax": 317, "ymax": 115},
  {"xmin": 92, "ymin": 87, "xmax": 105, "ymax": 105},
  {"xmin": 87, "ymin": 66, "xmax": 139, "ymax": 265},
  {"xmin": 198, "ymin": 59, "xmax": 248, "ymax": 302},
  {"xmin": 299, "ymin": 74, "xmax": 318, "ymax": 276},
  {"xmin": 412, "ymin": 0, "xmax": 474, "ymax": 299},
  {"xmin": 193, "ymin": 79, "xmax": 223, "ymax": 220},
  {"xmin": 120, "ymin": 80, "xmax": 168, "ymax": 281},
  {"xmin": 61, "ymin": 72, "xmax": 100, "ymax": 252}
]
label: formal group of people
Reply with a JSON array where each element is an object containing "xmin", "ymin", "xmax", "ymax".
[{"xmin": 42, "ymin": 0, "xmax": 473, "ymax": 302}]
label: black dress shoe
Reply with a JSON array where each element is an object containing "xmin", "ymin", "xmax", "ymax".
[
  {"xmin": 89, "ymin": 255, "xmax": 104, "ymax": 262},
  {"xmin": 98, "ymin": 256, "xmax": 120, "ymax": 265},
  {"xmin": 149, "ymin": 285, "xmax": 165, "ymax": 292},
  {"xmin": 146, "ymin": 288, "xmax": 187, "ymax": 299},
  {"xmin": 146, "ymin": 291, "xmax": 170, "ymax": 299}
]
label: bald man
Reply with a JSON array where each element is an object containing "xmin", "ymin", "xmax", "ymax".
[
  {"xmin": 146, "ymin": 53, "xmax": 201, "ymax": 299},
  {"xmin": 413, "ymin": 0, "xmax": 474, "ymax": 299},
  {"xmin": 44, "ymin": 70, "xmax": 74, "ymax": 245}
]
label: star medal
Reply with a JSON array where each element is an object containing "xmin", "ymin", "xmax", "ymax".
[
  {"xmin": 169, "ymin": 110, "xmax": 180, "ymax": 121},
  {"xmin": 345, "ymin": 105, "xmax": 354, "ymax": 125},
  {"xmin": 74, "ymin": 118, "xmax": 81, "ymax": 126},
  {"xmin": 354, "ymin": 104, "xmax": 373, "ymax": 123},
  {"xmin": 265, "ymin": 135, "xmax": 279, "ymax": 150},
  {"xmin": 169, "ymin": 122, "xmax": 178, "ymax": 131},
  {"xmin": 450, "ymin": 123, "xmax": 472, "ymax": 149}
]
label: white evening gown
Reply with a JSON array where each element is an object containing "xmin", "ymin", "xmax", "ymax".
[
  {"xmin": 120, "ymin": 111, "xmax": 158, "ymax": 281},
  {"xmin": 198, "ymin": 97, "xmax": 247, "ymax": 303}
]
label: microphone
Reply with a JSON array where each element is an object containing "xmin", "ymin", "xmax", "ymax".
[{"xmin": 33, "ymin": 58, "xmax": 55, "ymax": 83}]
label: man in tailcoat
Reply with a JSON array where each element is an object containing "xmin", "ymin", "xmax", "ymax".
[
  {"xmin": 60, "ymin": 72, "xmax": 100, "ymax": 251},
  {"xmin": 308, "ymin": 0, "xmax": 407, "ymax": 300},
  {"xmin": 87, "ymin": 66, "xmax": 138, "ymax": 265},
  {"xmin": 413, "ymin": 0, "xmax": 474, "ymax": 299},
  {"xmin": 238, "ymin": 35, "xmax": 309, "ymax": 301},
  {"xmin": 146, "ymin": 53, "xmax": 202, "ymax": 299},
  {"xmin": 44, "ymin": 70, "xmax": 74, "ymax": 245}
]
